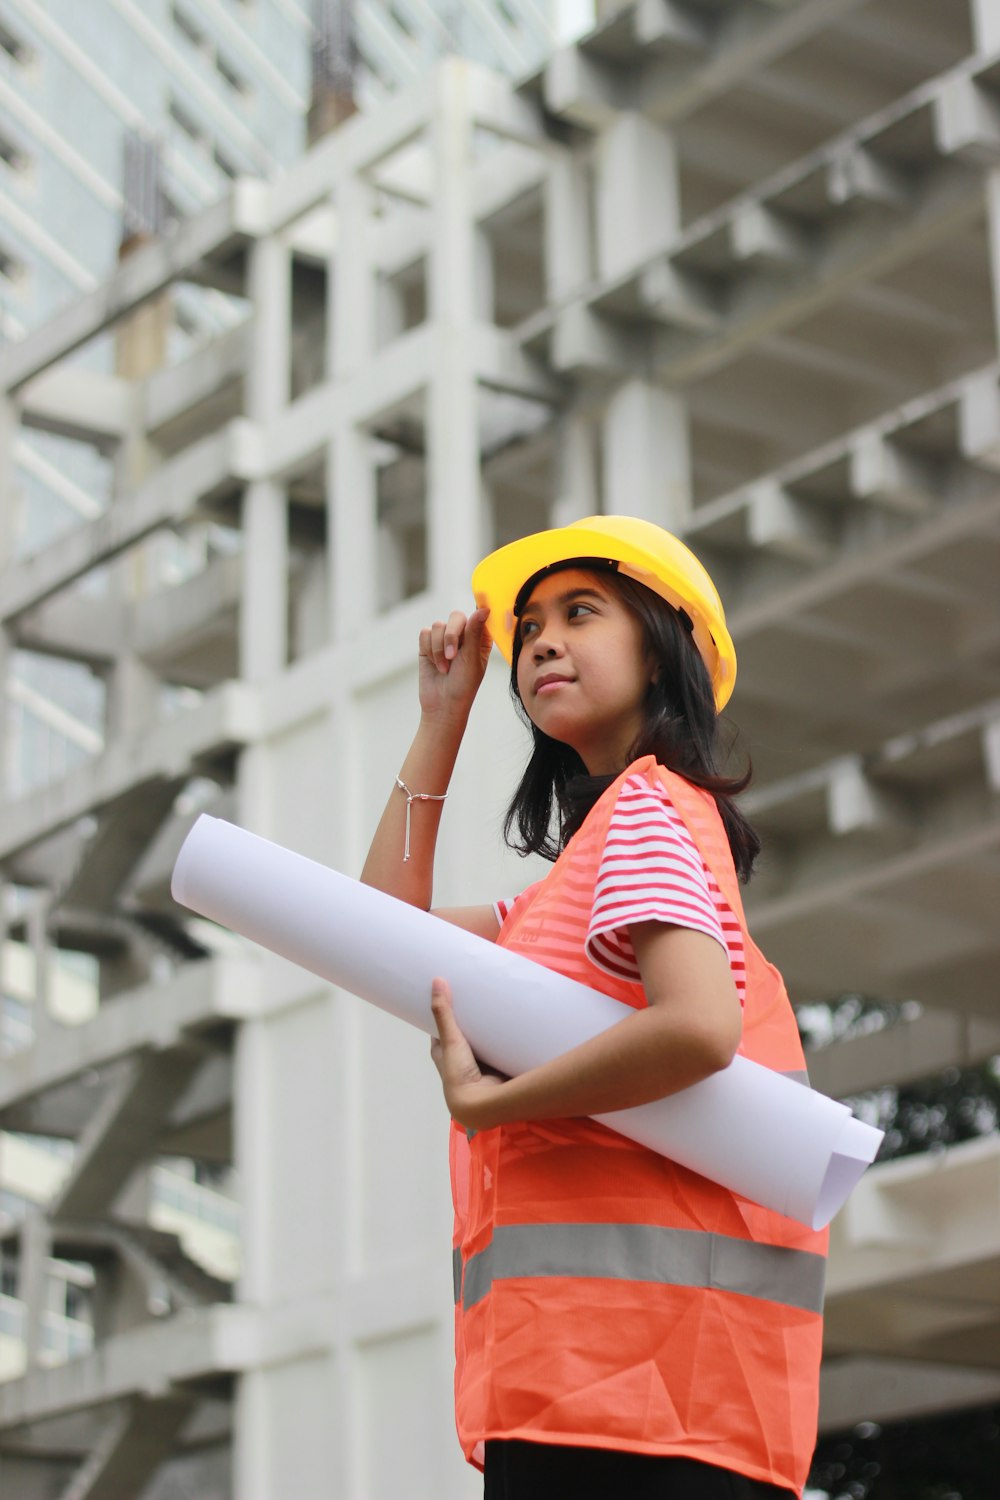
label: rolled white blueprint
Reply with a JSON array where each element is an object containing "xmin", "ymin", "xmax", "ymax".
[{"xmin": 172, "ymin": 815, "xmax": 882, "ymax": 1229}]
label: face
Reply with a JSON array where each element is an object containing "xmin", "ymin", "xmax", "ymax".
[{"xmin": 514, "ymin": 568, "xmax": 653, "ymax": 775}]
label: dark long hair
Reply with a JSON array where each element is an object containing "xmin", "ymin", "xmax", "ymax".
[{"xmin": 502, "ymin": 566, "xmax": 761, "ymax": 881}]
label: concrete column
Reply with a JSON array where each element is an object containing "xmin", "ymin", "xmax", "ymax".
[
  {"xmin": 231, "ymin": 982, "xmax": 346, "ymax": 1499},
  {"xmin": 0, "ymin": 398, "xmax": 17, "ymax": 799},
  {"xmin": 594, "ymin": 114, "xmax": 681, "ymax": 280},
  {"xmin": 0, "ymin": 624, "xmax": 11, "ymax": 801},
  {"xmin": 328, "ymin": 174, "xmax": 380, "ymax": 641},
  {"xmin": 240, "ymin": 480, "xmax": 289, "ymax": 681},
  {"xmin": 104, "ymin": 651, "xmax": 158, "ymax": 741},
  {"xmin": 553, "ymin": 411, "xmax": 599, "ymax": 525},
  {"xmin": 474, "ymin": 228, "xmax": 496, "ymax": 323},
  {"xmin": 602, "ymin": 379, "xmax": 691, "ymax": 527},
  {"xmin": 329, "ymin": 175, "xmax": 376, "ymax": 383},
  {"xmin": 18, "ymin": 1212, "xmax": 51, "ymax": 1370},
  {"xmin": 376, "ymin": 277, "xmax": 408, "ymax": 348},
  {"xmin": 971, "ymin": 0, "xmax": 1000, "ymax": 52},
  {"xmin": 241, "ymin": 235, "xmax": 292, "ymax": 681},
  {"xmin": 545, "ymin": 151, "xmax": 593, "ymax": 303},
  {"xmin": 248, "ymin": 235, "xmax": 291, "ymax": 418},
  {"xmin": 328, "ymin": 427, "xmax": 379, "ymax": 637},
  {"xmin": 376, "ymin": 516, "xmax": 408, "ymax": 612},
  {"xmin": 427, "ymin": 60, "xmax": 484, "ymax": 597},
  {"xmin": 0, "ymin": 396, "xmax": 17, "ymax": 569},
  {"xmin": 26, "ymin": 893, "xmax": 53, "ymax": 1044},
  {"xmin": 983, "ymin": 172, "xmax": 1000, "ymax": 360}
]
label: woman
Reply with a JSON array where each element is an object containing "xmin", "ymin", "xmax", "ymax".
[{"xmin": 362, "ymin": 516, "xmax": 825, "ymax": 1500}]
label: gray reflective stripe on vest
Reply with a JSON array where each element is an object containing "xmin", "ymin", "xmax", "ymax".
[
  {"xmin": 453, "ymin": 1246, "xmax": 463, "ymax": 1304},
  {"xmin": 459, "ymin": 1223, "xmax": 825, "ymax": 1315}
]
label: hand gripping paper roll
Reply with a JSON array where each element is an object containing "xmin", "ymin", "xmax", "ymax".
[{"xmin": 172, "ymin": 815, "xmax": 882, "ymax": 1229}]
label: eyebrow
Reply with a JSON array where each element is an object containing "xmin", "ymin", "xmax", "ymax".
[{"xmin": 519, "ymin": 586, "xmax": 608, "ymax": 618}]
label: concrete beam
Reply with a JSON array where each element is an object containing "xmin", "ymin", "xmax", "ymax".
[
  {"xmin": 933, "ymin": 75, "xmax": 1000, "ymax": 165},
  {"xmin": 142, "ymin": 324, "xmax": 249, "ymax": 448},
  {"xmin": 0, "ymin": 958, "xmax": 255, "ymax": 1116},
  {"xmin": 638, "ymin": 258, "xmax": 724, "ymax": 331},
  {"xmin": 748, "ymin": 816, "xmax": 1000, "ymax": 1010},
  {"xmin": 746, "ymin": 481, "xmax": 835, "ymax": 562},
  {"xmin": 0, "ymin": 422, "xmax": 259, "ymax": 624},
  {"xmin": 983, "ymin": 716, "xmax": 1000, "ymax": 790},
  {"xmin": 633, "ymin": 0, "xmax": 708, "ymax": 53},
  {"xmin": 19, "ymin": 370, "xmax": 131, "ymax": 448},
  {"xmin": 652, "ymin": 160, "xmax": 985, "ymax": 387},
  {"xmin": 830, "ymin": 1135, "xmax": 1000, "ymax": 1285},
  {"xmin": 0, "ymin": 1308, "xmax": 221, "ymax": 1430},
  {"xmin": 825, "ymin": 757, "xmax": 911, "ymax": 839},
  {"xmin": 848, "ymin": 433, "xmax": 939, "ymax": 514},
  {"xmin": 266, "ymin": 76, "xmax": 433, "ymax": 233},
  {"xmin": 551, "ymin": 305, "xmax": 647, "ymax": 378},
  {"xmin": 958, "ymin": 367, "xmax": 1000, "ymax": 469},
  {"xmin": 543, "ymin": 45, "xmax": 625, "ymax": 130},
  {"xmin": 51, "ymin": 1047, "xmax": 205, "ymax": 1219},
  {"xmin": 807, "ymin": 1006, "xmax": 1000, "ymax": 1099},
  {"xmin": 58, "ymin": 1395, "xmax": 194, "ymax": 1500},
  {"xmin": 131, "ymin": 554, "xmax": 242, "ymax": 672},
  {"xmin": 465, "ymin": 63, "xmax": 546, "ymax": 148},
  {"xmin": 56, "ymin": 780, "xmax": 185, "ymax": 911},
  {"xmin": 635, "ymin": 0, "xmax": 870, "ymax": 123},
  {"xmin": 729, "ymin": 204, "xmax": 811, "ymax": 269},
  {"xmin": 471, "ymin": 325, "xmax": 565, "ymax": 405},
  {"xmin": 0, "ymin": 681, "xmax": 257, "ymax": 864},
  {"xmin": 826, "ymin": 145, "xmax": 913, "ymax": 209},
  {"xmin": 0, "ymin": 184, "xmax": 269, "ymax": 394},
  {"xmin": 820, "ymin": 1356, "xmax": 1000, "ymax": 1433},
  {"xmin": 14, "ymin": 594, "xmax": 127, "ymax": 665},
  {"xmin": 728, "ymin": 473, "xmax": 1000, "ymax": 642}
]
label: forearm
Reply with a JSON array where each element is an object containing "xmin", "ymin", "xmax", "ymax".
[
  {"xmin": 360, "ymin": 710, "xmax": 468, "ymax": 908},
  {"xmin": 460, "ymin": 1005, "xmax": 735, "ymax": 1130}
]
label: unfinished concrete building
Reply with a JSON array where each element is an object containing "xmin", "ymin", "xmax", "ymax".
[{"xmin": 1, "ymin": 0, "xmax": 1000, "ymax": 1495}]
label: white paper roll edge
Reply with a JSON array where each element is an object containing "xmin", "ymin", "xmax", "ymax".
[{"xmin": 171, "ymin": 815, "xmax": 882, "ymax": 1229}]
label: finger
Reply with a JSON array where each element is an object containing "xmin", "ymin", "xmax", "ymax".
[
  {"xmin": 418, "ymin": 627, "xmax": 433, "ymax": 662},
  {"xmin": 429, "ymin": 621, "xmax": 449, "ymax": 673},
  {"xmin": 430, "ymin": 977, "xmax": 458, "ymax": 1039},
  {"xmin": 443, "ymin": 611, "xmax": 468, "ymax": 661}
]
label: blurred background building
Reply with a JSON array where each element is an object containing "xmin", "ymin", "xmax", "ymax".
[{"xmin": 1, "ymin": 0, "xmax": 999, "ymax": 1496}]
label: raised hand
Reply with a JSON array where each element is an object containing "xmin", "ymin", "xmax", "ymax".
[{"xmin": 418, "ymin": 607, "xmax": 493, "ymax": 724}]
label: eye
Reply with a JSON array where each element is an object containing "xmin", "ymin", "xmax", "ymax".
[
  {"xmin": 518, "ymin": 618, "xmax": 539, "ymax": 640},
  {"xmin": 567, "ymin": 602, "xmax": 594, "ymax": 621}
]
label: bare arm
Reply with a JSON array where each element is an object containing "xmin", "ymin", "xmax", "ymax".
[
  {"xmin": 429, "ymin": 921, "xmax": 742, "ymax": 1129},
  {"xmin": 361, "ymin": 605, "xmax": 497, "ymax": 936}
]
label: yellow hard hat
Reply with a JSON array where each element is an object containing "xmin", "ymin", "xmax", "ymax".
[{"xmin": 472, "ymin": 515, "xmax": 736, "ymax": 710}]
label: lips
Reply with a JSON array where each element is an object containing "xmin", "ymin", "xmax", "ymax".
[{"xmin": 534, "ymin": 673, "xmax": 574, "ymax": 694}]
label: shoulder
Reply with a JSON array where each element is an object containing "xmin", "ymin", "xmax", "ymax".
[{"xmin": 608, "ymin": 762, "xmax": 697, "ymax": 831}]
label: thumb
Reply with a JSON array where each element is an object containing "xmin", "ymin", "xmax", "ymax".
[
  {"xmin": 468, "ymin": 606, "xmax": 493, "ymax": 666},
  {"xmin": 430, "ymin": 977, "xmax": 458, "ymax": 1038}
]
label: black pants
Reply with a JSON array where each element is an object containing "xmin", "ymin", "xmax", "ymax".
[{"xmin": 483, "ymin": 1441, "xmax": 796, "ymax": 1500}]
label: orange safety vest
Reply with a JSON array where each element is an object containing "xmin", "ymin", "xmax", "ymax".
[{"xmin": 450, "ymin": 756, "xmax": 826, "ymax": 1494}]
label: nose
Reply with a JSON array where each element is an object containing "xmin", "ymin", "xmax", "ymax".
[{"xmin": 531, "ymin": 632, "xmax": 562, "ymax": 661}]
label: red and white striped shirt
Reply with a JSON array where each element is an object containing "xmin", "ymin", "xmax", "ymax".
[{"xmin": 497, "ymin": 773, "xmax": 745, "ymax": 1003}]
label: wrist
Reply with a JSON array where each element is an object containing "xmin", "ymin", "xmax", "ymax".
[{"xmin": 416, "ymin": 705, "xmax": 471, "ymax": 747}]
